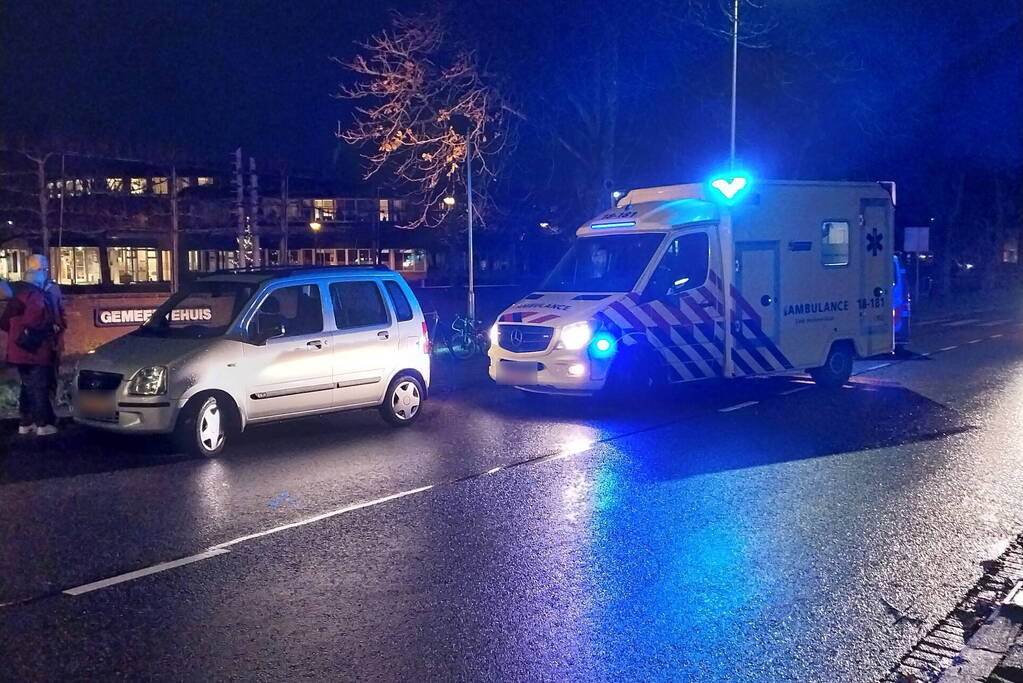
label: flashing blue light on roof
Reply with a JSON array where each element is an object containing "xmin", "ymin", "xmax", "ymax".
[
  {"xmin": 708, "ymin": 174, "xmax": 752, "ymax": 203},
  {"xmin": 591, "ymin": 221, "xmax": 636, "ymax": 229}
]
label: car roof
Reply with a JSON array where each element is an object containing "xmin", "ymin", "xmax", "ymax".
[{"xmin": 198, "ymin": 265, "xmax": 399, "ymax": 285}]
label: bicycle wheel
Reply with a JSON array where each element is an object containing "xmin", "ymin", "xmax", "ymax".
[{"xmin": 449, "ymin": 331, "xmax": 475, "ymax": 359}]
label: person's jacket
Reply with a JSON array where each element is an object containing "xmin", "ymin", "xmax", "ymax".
[{"xmin": 0, "ymin": 284, "xmax": 57, "ymax": 366}]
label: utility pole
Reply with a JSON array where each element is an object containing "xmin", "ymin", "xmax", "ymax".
[
  {"xmin": 466, "ymin": 135, "xmax": 475, "ymax": 320},
  {"xmin": 729, "ymin": 0, "xmax": 739, "ymax": 169},
  {"xmin": 249, "ymin": 156, "xmax": 261, "ymax": 267},
  {"xmin": 170, "ymin": 166, "xmax": 180, "ymax": 291},
  {"xmin": 279, "ymin": 172, "xmax": 289, "ymax": 264},
  {"xmin": 58, "ymin": 154, "xmax": 65, "ymax": 249}
]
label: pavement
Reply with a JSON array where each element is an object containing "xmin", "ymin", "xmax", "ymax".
[{"xmin": 1, "ymin": 303, "xmax": 1023, "ymax": 680}]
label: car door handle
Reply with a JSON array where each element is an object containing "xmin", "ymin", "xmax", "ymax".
[
  {"xmin": 377, "ymin": 331, "xmax": 390, "ymax": 340},
  {"xmin": 306, "ymin": 340, "xmax": 326, "ymax": 349}
]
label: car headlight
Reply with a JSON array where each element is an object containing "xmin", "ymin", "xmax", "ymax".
[
  {"xmin": 489, "ymin": 324, "xmax": 499, "ymax": 344},
  {"xmin": 128, "ymin": 366, "xmax": 167, "ymax": 396},
  {"xmin": 558, "ymin": 321, "xmax": 592, "ymax": 350}
]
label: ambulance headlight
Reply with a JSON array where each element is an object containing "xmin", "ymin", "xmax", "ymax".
[
  {"xmin": 489, "ymin": 324, "xmax": 499, "ymax": 344},
  {"xmin": 558, "ymin": 322, "xmax": 592, "ymax": 350}
]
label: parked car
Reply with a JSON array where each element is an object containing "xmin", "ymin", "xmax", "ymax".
[{"xmin": 73, "ymin": 266, "xmax": 431, "ymax": 456}]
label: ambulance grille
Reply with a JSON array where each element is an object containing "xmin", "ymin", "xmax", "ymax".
[{"xmin": 498, "ymin": 324, "xmax": 554, "ymax": 353}]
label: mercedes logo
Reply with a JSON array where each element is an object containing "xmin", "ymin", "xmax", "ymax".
[{"xmin": 509, "ymin": 328, "xmax": 524, "ymax": 348}]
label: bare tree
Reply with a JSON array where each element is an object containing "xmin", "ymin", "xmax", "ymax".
[{"xmin": 335, "ymin": 14, "xmax": 511, "ymax": 229}]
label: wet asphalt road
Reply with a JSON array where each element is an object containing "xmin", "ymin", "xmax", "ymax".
[{"xmin": 2, "ymin": 310, "xmax": 1023, "ymax": 681}]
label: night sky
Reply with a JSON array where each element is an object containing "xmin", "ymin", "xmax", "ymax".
[{"xmin": 2, "ymin": 0, "xmax": 1020, "ymax": 224}]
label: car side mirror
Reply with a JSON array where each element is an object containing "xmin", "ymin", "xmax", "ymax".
[
  {"xmin": 252, "ymin": 320, "xmax": 285, "ymax": 345},
  {"xmin": 666, "ymin": 277, "xmax": 693, "ymax": 297}
]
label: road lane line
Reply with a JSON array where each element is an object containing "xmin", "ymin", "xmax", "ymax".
[
  {"xmin": 978, "ymin": 319, "xmax": 1012, "ymax": 327},
  {"xmin": 718, "ymin": 400, "xmax": 759, "ymax": 412},
  {"xmin": 944, "ymin": 319, "xmax": 981, "ymax": 327},
  {"xmin": 211, "ymin": 485, "xmax": 435, "ymax": 551},
  {"xmin": 868, "ymin": 362, "xmax": 892, "ymax": 371},
  {"xmin": 967, "ymin": 339, "xmax": 983, "ymax": 344},
  {"xmin": 938, "ymin": 345, "xmax": 959, "ymax": 352},
  {"xmin": 991, "ymin": 334, "xmax": 1004, "ymax": 339},
  {"xmin": 779, "ymin": 386, "xmax": 810, "ymax": 396},
  {"xmin": 63, "ymin": 549, "xmax": 230, "ymax": 596}
]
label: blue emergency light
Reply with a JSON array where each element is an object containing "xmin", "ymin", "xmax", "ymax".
[
  {"xmin": 589, "ymin": 332, "xmax": 616, "ymax": 359},
  {"xmin": 591, "ymin": 221, "xmax": 636, "ymax": 229},
  {"xmin": 708, "ymin": 173, "xmax": 752, "ymax": 203}
]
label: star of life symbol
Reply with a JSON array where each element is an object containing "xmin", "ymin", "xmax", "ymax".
[{"xmin": 867, "ymin": 228, "xmax": 884, "ymax": 256}]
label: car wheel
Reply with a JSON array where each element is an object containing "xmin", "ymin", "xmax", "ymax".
[
  {"xmin": 809, "ymin": 343, "xmax": 854, "ymax": 388},
  {"xmin": 175, "ymin": 394, "xmax": 229, "ymax": 456},
  {"xmin": 379, "ymin": 375, "xmax": 424, "ymax": 426}
]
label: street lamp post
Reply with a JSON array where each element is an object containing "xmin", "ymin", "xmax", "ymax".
[
  {"xmin": 449, "ymin": 114, "xmax": 476, "ymax": 321},
  {"xmin": 309, "ymin": 221, "xmax": 321, "ymax": 263},
  {"xmin": 729, "ymin": 0, "xmax": 739, "ymax": 169}
]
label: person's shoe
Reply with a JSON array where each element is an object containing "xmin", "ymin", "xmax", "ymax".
[
  {"xmin": 17, "ymin": 424, "xmax": 36, "ymax": 436},
  {"xmin": 35, "ymin": 425, "xmax": 58, "ymax": 436}
]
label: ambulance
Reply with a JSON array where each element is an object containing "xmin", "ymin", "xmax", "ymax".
[{"xmin": 488, "ymin": 176, "xmax": 896, "ymax": 394}]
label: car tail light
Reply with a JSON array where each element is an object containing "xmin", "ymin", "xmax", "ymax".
[{"xmin": 421, "ymin": 320, "xmax": 431, "ymax": 355}]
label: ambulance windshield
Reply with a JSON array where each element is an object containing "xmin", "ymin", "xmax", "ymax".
[{"xmin": 540, "ymin": 233, "xmax": 664, "ymax": 292}]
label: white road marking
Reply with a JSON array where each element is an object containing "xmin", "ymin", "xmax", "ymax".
[
  {"xmin": 991, "ymin": 334, "xmax": 1005, "ymax": 339},
  {"xmin": 779, "ymin": 386, "xmax": 811, "ymax": 396},
  {"xmin": 486, "ymin": 466, "xmax": 502, "ymax": 475},
  {"xmin": 967, "ymin": 339, "xmax": 983, "ymax": 344},
  {"xmin": 938, "ymin": 345, "xmax": 959, "ymax": 352},
  {"xmin": 718, "ymin": 400, "xmax": 759, "ymax": 412},
  {"xmin": 915, "ymin": 319, "xmax": 950, "ymax": 327},
  {"xmin": 63, "ymin": 549, "xmax": 230, "ymax": 596},
  {"xmin": 868, "ymin": 363, "xmax": 892, "ymax": 371},
  {"xmin": 978, "ymin": 319, "xmax": 1012, "ymax": 327},
  {"xmin": 944, "ymin": 318, "xmax": 981, "ymax": 327},
  {"xmin": 211, "ymin": 485, "xmax": 435, "ymax": 551}
]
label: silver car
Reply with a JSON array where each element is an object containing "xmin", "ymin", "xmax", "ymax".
[{"xmin": 73, "ymin": 266, "xmax": 432, "ymax": 456}]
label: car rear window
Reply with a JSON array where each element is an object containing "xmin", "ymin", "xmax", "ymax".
[{"xmin": 384, "ymin": 280, "xmax": 414, "ymax": 322}]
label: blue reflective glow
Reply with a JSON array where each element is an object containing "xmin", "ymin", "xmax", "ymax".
[
  {"xmin": 591, "ymin": 221, "xmax": 636, "ymax": 229},
  {"xmin": 708, "ymin": 173, "xmax": 752, "ymax": 203},
  {"xmin": 589, "ymin": 332, "xmax": 616, "ymax": 359}
]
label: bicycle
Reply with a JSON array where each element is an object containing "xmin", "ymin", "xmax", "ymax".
[
  {"xmin": 424, "ymin": 310, "xmax": 451, "ymax": 357},
  {"xmin": 449, "ymin": 315, "xmax": 491, "ymax": 359}
]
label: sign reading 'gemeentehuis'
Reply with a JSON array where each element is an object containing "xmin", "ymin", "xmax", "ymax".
[{"xmin": 94, "ymin": 306, "xmax": 213, "ymax": 327}]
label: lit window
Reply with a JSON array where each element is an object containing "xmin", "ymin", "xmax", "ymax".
[
  {"xmin": 107, "ymin": 178, "xmax": 124, "ymax": 193},
  {"xmin": 197, "ymin": 176, "xmax": 214, "ymax": 186},
  {"xmin": 0, "ymin": 249, "xmax": 25, "ymax": 280},
  {"xmin": 108, "ymin": 247, "xmax": 166, "ymax": 284},
  {"xmin": 822, "ymin": 221, "xmax": 850, "ymax": 267},
  {"xmin": 151, "ymin": 177, "xmax": 168, "ymax": 195},
  {"xmin": 130, "ymin": 178, "xmax": 147, "ymax": 195},
  {"xmin": 313, "ymin": 199, "xmax": 336, "ymax": 221},
  {"xmin": 50, "ymin": 247, "xmax": 102, "ymax": 285},
  {"xmin": 395, "ymin": 249, "xmax": 427, "ymax": 272}
]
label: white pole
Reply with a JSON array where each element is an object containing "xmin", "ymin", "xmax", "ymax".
[
  {"xmin": 729, "ymin": 0, "xmax": 739, "ymax": 170},
  {"xmin": 466, "ymin": 136, "xmax": 475, "ymax": 320}
]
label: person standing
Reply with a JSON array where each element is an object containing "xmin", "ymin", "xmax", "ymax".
[{"xmin": 0, "ymin": 265, "xmax": 59, "ymax": 436}]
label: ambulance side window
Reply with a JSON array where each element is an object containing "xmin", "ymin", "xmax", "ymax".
[
  {"xmin": 643, "ymin": 232, "xmax": 709, "ymax": 300},
  {"xmin": 822, "ymin": 221, "xmax": 850, "ymax": 267}
]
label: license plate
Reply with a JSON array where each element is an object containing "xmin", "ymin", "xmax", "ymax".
[
  {"xmin": 77, "ymin": 392, "xmax": 117, "ymax": 421},
  {"xmin": 497, "ymin": 360, "xmax": 538, "ymax": 385}
]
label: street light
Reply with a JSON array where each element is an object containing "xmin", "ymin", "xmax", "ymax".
[
  {"xmin": 729, "ymin": 0, "xmax": 739, "ymax": 169},
  {"xmin": 309, "ymin": 221, "xmax": 322, "ymax": 264},
  {"xmin": 442, "ymin": 196, "xmax": 456, "ymax": 207},
  {"xmin": 449, "ymin": 113, "xmax": 475, "ymax": 321}
]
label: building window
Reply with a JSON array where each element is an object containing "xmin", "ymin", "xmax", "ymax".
[
  {"xmin": 394, "ymin": 249, "xmax": 427, "ymax": 272},
  {"xmin": 52, "ymin": 246, "xmax": 102, "ymax": 285},
  {"xmin": 378, "ymin": 199, "xmax": 390, "ymax": 222},
  {"xmin": 175, "ymin": 176, "xmax": 191, "ymax": 192},
  {"xmin": 0, "ymin": 249, "xmax": 25, "ymax": 281},
  {"xmin": 130, "ymin": 178, "xmax": 147, "ymax": 195},
  {"xmin": 107, "ymin": 177, "xmax": 124, "ymax": 193},
  {"xmin": 197, "ymin": 176, "xmax": 214, "ymax": 186},
  {"xmin": 821, "ymin": 220, "xmax": 850, "ymax": 267},
  {"xmin": 108, "ymin": 247, "xmax": 165, "ymax": 284},
  {"xmin": 313, "ymin": 199, "xmax": 336, "ymax": 221},
  {"xmin": 151, "ymin": 177, "xmax": 169, "ymax": 195}
]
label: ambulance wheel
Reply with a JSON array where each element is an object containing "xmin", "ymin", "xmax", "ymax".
[
  {"xmin": 809, "ymin": 343, "xmax": 854, "ymax": 388},
  {"xmin": 605, "ymin": 345, "xmax": 662, "ymax": 400}
]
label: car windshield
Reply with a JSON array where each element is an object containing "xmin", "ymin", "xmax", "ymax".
[
  {"xmin": 539, "ymin": 233, "xmax": 665, "ymax": 292},
  {"xmin": 135, "ymin": 281, "xmax": 257, "ymax": 338}
]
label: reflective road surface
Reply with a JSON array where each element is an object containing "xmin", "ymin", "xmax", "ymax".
[{"xmin": 2, "ymin": 309, "xmax": 1023, "ymax": 681}]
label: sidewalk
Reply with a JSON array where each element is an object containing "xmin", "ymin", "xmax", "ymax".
[
  {"xmin": 912, "ymin": 284, "xmax": 1023, "ymax": 323},
  {"xmin": 938, "ymin": 581, "xmax": 1023, "ymax": 682}
]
